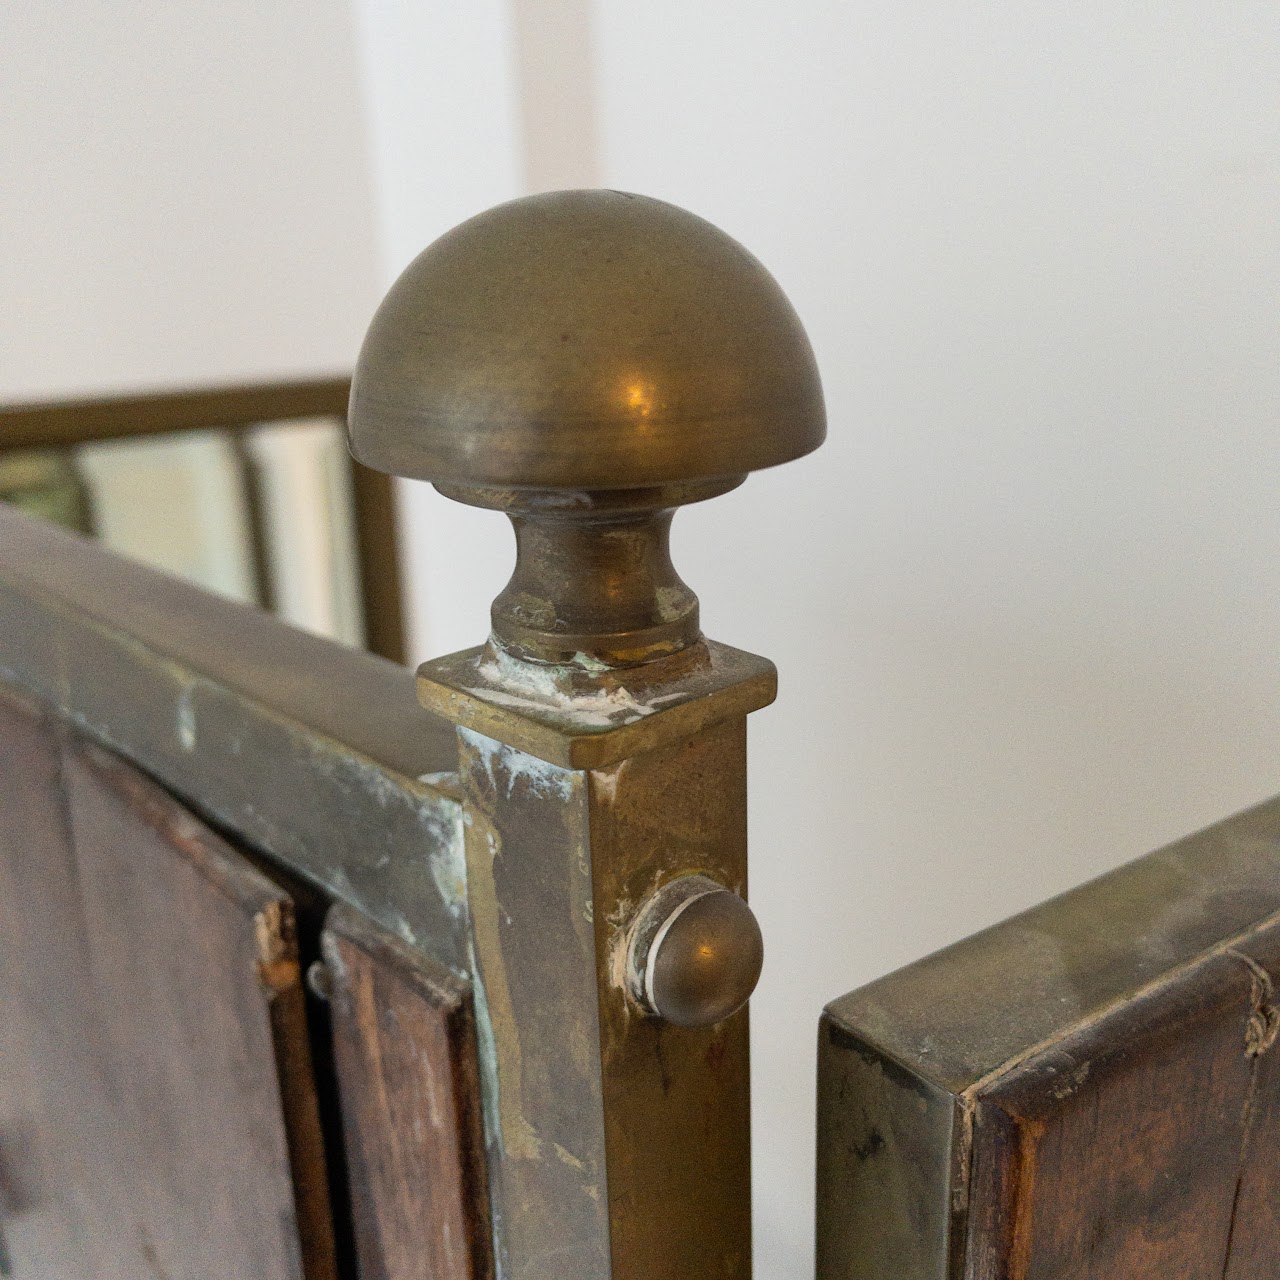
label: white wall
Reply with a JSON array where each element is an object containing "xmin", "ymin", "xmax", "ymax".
[
  {"xmin": 0, "ymin": 1, "xmax": 381, "ymax": 399},
  {"xmin": 347, "ymin": 0, "xmax": 527, "ymax": 666},
  {"xmin": 360, "ymin": 4, "xmax": 1280, "ymax": 1275},
  {"xmin": 8, "ymin": 3, "xmax": 1277, "ymax": 1272}
]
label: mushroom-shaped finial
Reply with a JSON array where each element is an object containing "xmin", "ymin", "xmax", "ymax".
[{"xmin": 349, "ymin": 189, "xmax": 825, "ymax": 667}]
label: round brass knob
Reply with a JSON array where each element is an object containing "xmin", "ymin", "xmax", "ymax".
[
  {"xmin": 626, "ymin": 875, "xmax": 764, "ymax": 1028},
  {"xmin": 347, "ymin": 189, "xmax": 825, "ymax": 667},
  {"xmin": 349, "ymin": 189, "xmax": 824, "ymax": 492}
]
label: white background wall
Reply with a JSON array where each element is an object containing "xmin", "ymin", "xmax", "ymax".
[
  {"xmin": 592, "ymin": 8, "xmax": 1280, "ymax": 1271},
  {"xmin": 0, "ymin": 0, "xmax": 381, "ymax": 397},
  {"xmin": 6, "ymin": 3, "xmax": 1279, "ymax": 1275},
  {"xmin": 361, "ymin": 4, "xmax": 1280, "ymax": 1274}
]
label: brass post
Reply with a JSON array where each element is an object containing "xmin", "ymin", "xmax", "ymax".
[{"xmin": 348, "ymin": 189, "xmax": 824, "ymax": 1279}]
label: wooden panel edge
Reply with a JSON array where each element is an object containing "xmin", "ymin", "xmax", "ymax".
[
  {"xmin": 322, "ymin": 903, "xmax": 494, "ymax": 1280},
  {"xmin": 262, "ymin": 939, "xmax": 341, "ymax": 1280},
  {"xmin": 57, "ymin": 727, "xmax": 339, "ymax": 1280}
]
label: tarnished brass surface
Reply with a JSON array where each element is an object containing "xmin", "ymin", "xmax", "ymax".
[
  {"xmin": 816, "ymin": 794, "xmax": 1280, "ymax": 1280},
  {"xmin": 589, "ymin": 720, "xmax": 753, "ymax": 1277},
  {"xmin": 456, "ymin": 720, "xmax": 753, "ymax": 1280},
  {"xmin": 349, "ymin": 190, "xmax": 823, "ymax": 667},
  {"xmin": 417, "ymin": 638, "xmax": 775, "ymax": 768},
  {"xmin": 348, "ymin": 190, "xmax": 824, "ymax": 491},
  {"xmin": 350, "ymin": 190, "xmax": 822, "ymax": 1277},
  {"xmin": 0, "ymin": 505, "xmax": 465, "ymax": 974},
  {"xmin": 456, "ymin": 731, "xmax": 610, "ymax": 1277},
  {"xmin": 629, "ymin": 875, "xmax": 765, "ymax": 1029},
  {"xmin": 448, "ymin": 480, "xmax": 741, "ymax": 666}
]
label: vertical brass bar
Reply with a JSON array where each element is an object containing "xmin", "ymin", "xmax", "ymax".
[
  {"xmin": 348, "ymin": 461, "xmax": 407, "ymax": 665},
  {"xmin": 455, "ymin": 718, "xmax": 753, "ymax": 1279},
  {"xmin": 589, "ymin": 718, "xmax": 752, "ymax": 1278},
  {"xmin": 457, "ymin": 730, "xmax": 611, "ymax": 1277},
  {"xmin": 228, "ymin": 429, "xmax": 277, "ymax": 612}
]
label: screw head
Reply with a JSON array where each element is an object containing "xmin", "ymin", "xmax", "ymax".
[{"xmin": 627, "ymin": 875, "xmax": 764, "ymax": 1028}]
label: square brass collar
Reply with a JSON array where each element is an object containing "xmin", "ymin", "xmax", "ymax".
[{"xmin": 417, "ymin": 639, "xmax": 777, "ymax": 769}]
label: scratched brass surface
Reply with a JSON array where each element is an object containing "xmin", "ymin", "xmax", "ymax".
[
  {"xmin": 456, "ymin": 730, "xmax": 610, "ymax": 1277},
  {"xmin": 417, "ymin": 638, "xmax": 775, "ymax": 769},
  {"xmin": 589, "ymin": 719, "xmax": 752, "ymax": 1279},
  {"xmin": 466, "ymin": 483, "xmax": 736, "ymax": 666},
  {"xmin": 454, "ymin": 720, "xmax": 752, "ymax": 1280}
]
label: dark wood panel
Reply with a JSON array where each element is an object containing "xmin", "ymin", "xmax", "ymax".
[
  {"xmin": 968, "ymin": 939, "xmax": 1273, "ymax": 1278},
  {"xmin": 323, "ymin": 904, "xmax": 492, "ymax": 1280},
  {"xmin": 0, "ymin": 687, "xmax": 336, "ymax": 1279},
  {"xmin": 819, "ymin": 794, "xmax": 1280, "ymax": 1280}
]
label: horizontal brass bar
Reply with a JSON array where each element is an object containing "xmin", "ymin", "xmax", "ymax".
[
  {"xmin": 0, "ymin": 503, "xmax": 465, "ymax": 974},
  {"xmin": 1, "ymin": 376, "xmax": 352, "ymax": 449}
]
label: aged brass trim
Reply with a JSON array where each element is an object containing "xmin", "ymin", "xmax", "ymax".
[
  {"xmin": 417, "ymin": 638, "xmax": 776, "ymax": 769},
  {"xmin": 348, "ymin": 189, "xmax": 824, "ymax": 1278},
  {"xmin": 817, "ymin": 793, "xmax": 1280, "ymax": 1279},
  {"xmin": 0, "ymin": 504, "xmax": 463, "ymax": 973}
]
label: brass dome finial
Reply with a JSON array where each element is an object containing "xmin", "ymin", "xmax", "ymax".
[{"xmin": 349, "ymin": 189, "xmax": 825, "ymax": 666}]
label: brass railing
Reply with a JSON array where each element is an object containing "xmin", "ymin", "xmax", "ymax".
[{"xmin": 0, "ymin": 377, "xmax": 405, "ymax": 664}]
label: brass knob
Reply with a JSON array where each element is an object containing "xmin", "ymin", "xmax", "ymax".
[
  {"xmin": 626, "ymin": 876, "xmax": 764, "ymax": 1028},
  {"xmin": 348, "ymin": 189, "xmax": 825, "ymax": 668}
]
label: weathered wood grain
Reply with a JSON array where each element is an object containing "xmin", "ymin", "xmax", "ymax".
[
  {"xmin": 1219, "ymin": 928, "xmax": 1280, "ymax": 1279},
  {"xmin": 0, "ymin": 687, "xmax": 336, "ymax": 1279},
  {"xmin": 819, "ymin": 794, "xmax": 1280, "ymax": 1280},
  {"xmin": 966, "ymin": 938, "xmax": 1275, "ymax": 1278},
  {"xmin": 323, "ymin": 904, "xmax": 493, "ymax": 1280}
]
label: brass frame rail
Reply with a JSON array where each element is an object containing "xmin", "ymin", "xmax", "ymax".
[
  {"xmin": 0, "ymin": 503, "xmax": 459, "ymax": 967},
  {"xmin": 0, "ymin": 377, "xmax": 406, "ymax": 664}
]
